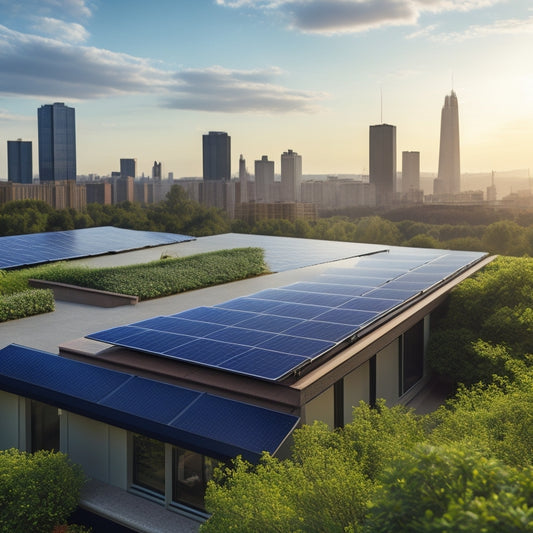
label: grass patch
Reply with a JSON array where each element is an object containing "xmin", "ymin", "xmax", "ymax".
[{"xmin": 15, "ymin": 247, "xmax": 268, "ymax": 301}]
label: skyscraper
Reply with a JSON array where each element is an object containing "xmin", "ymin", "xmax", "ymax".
[
  {"xmin": 434, "ymin": 91, "xmax": 460, "ymax": 196},
  {"xmin": 369, "ymin": 124, "xmax": 396, "ymax": 205},
  {"xmin": 281, "ymin": 149, "xmax": 302, "ymax": 202},
  {"xmin": 7, "ymin": 139, "xmax": 33, "ymax": 184},
  {"xmin": 402, "ymin": 151, "xmax": 420, "ymax": 192},
  {"xmin": 203, "ymin": 131, "xmax": 231, "ymax": 181},
  {"xmin": 255, "ymin": 155, "xmax": 275, "ymax": 203},
  {"xmin": 38, "ymin": 102, "xmax": 76, "ymax": 181},
  {"xmin": 152, "ymin": 161, "xmax": 162, "ymax": 180},
  {"xmin": 120, "ymin": 158, "xmax": 137, "ymax": 178}
]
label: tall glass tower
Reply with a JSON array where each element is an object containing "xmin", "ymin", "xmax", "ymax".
[
  {"xmin": 7, "ymin": 139, "xmax": 33, "ymax": 183},
  {"xmin": 202, "ymin": 131, "xmax": 231, "ymax": 181},
  {"xmin": 38, "ymin": 103, "xmax": 76, "ymax": 182},
  {"xmin": 369, "ymin": 123, "xmax": 396, "ymax": 206},
  {"xmin": 435, "ymin": 91, "xmax": 460, "ymax": 195}
]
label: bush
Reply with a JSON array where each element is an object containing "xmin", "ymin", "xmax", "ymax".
[
  {"xmin": 29, "ymin": 248, "xmax": 267, "ymax": 301},
  {"xmin": 0, "ymin": 289, "xmax": 55, "ymax": 322},
  {"xmin": 0, "ymin": 449, "xmax": 85, "ymax": 533}
]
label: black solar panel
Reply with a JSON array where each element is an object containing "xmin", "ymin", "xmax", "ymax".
[
  {"xmin": 340, "ymin": 296, "xmax": 402, "ymax": 313},
  {"xmin": 0, "ymin": 227, "xmax": 195, "ymax": 270},
  {"xmin": 164, "ymin": 338, "xmax": 250, "ymax": 365}
]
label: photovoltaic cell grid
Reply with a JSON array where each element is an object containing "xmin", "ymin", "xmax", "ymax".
[
  {"xmin": 87, "ymin": 246, "xmax": 487, "ymax": 382},
  {"xmin": 0, "ymin": 344, "xmax": 299, "ymax": 462},
  {"xmin": 0, "ymin": 226, "xmax": 195, "ymax": 270}
]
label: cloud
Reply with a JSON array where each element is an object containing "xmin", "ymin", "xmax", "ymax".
[
  {"xmin": 0, "ymin": 25, "xmax": 323, "ymax": 114},
  {"xmin": 166, "ymin": 65, "xmax": 325, "ymax": 113},
  {"xmin": 31, "ymin": 17, "xmax": 90, "ymax": 43},
  {"xmin": 0, "ymin": 0, "xmax": 92, "ymax": 19},
  {"xmin": 0, "ymin": 109, "xmax": 32, "ymax": 121},
  {"xmin": 217, "ymin": 0, "xmax": 507, "ymax": 35}
]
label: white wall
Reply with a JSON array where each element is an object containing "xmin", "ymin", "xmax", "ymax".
[
  {"xmin": 0, "ymin": 391, "xmax": 23, "ymax": 450},
  {"xmin": 376, "ymin": 339, "xmax": 399, "ymax": 406},
  {"xmin": 343, "ymin": 361, "xmax": 370, "ymax": 424},
  {"xmin": 304, "ymin": 386, "xmax": 334, "ymax": 428}
]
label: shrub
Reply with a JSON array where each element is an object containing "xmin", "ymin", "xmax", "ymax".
[
  {"xmin": 0, "ymin": 289, "xmax": 55, "ymax": 322},
  {"xmin": 0, "ymin": 449, "xmax": 85, "ymax": 533}
]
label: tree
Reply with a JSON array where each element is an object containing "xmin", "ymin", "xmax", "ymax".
[
  {"xmin": 366, "ymin": 443, "xmax": 533, "ymax": 533},
  {"xmin": 0, "ymin": 449, "xmax": 85, "ymax": 533}
]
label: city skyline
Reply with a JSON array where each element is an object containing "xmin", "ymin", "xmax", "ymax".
[{"xmin": 0, "ymin": 1, "xmax": 532, "ymax": 179}]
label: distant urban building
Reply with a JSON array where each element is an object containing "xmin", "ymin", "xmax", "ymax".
[
  {"xmin": 0, "ymin": 181, "xmax": 85, "ymax": 209},
  {"xmin": 434, "ymin": 91, "xmax": 460, "ymax": 196},
  {"xmin": 202, "ymin": 131, "xmax": 231, "ymax": 181},
  {"xmin": 402, "ymin": 151, "xmax": 420, "ymax": 192},
  {"xmin": 114, "ymin": 176, "xmax": 134, "ymax": 203},
  {"xmin": 487, "ymin": 171, "xmax": 497, "ymax": 203},
  {"xmin": 120, "ymin": 158, "xmax": 137, "ymax": 179},
  {"xmin": 281, "ymin": 149, "xmax": 302, "ymax": 202},
  {"xmin": 235, "ymin": 201, "xmax": 317, "ymax": 224},
  {"xmin": 38, "ymin": 103, "xmax": 76, "ymax": 182},
  {"xmin": 86, "ymin": 182, "xmax": 112, "ymax": 205},
  {"xmin": 168, "ymin": 172, "xmax": 174, "ymax": 180},
  {"xmin": 238, "ymin": 154, "xmax": 249, "ymax": 203},
  {"xmin": 255, "ymin": 155, "xmax": 275, "ymax": 203},
  {"xmin": 301, "ymin": 177, "xmax": 376, "ymax": 210},
  {"xmin": 152, "ymin": 161, "xmax": 162, "ymax": 180},
  {"xmin": 369, "ymin": 124, "xmax": 396, "ymax": 205},
  {"xmin": 7, "ymin": 139, "xmax": 32, "ymax": 184}
]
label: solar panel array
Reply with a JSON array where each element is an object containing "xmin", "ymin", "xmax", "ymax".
[
  {"xmin": 87, "ymin": 247, "xmax": 486, "ymax": 382},
  {"xmin": 0, "ymin": 344, "xmax": 299, "ymax": 462},
  {"xmin": 0, "ymin": 226, "xmax": 195, "ymax": 270}
]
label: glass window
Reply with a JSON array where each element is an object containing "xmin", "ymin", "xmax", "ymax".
[
  {"xmin": 172, "ymin": 447, "xmax": 220, "ymax": 511},
  {"xmin": 132, "ymin": 435, "xmax": 165, "ymax": 497},
  {"xmin": 401, "ymin": 320, "xmax": 424, "ymax": 394},
  {"xmin": 31, "ymin": 400, "xmax": 59, "ymax": 452}
]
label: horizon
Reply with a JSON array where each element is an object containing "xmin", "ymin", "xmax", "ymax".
[{"xmin": 0, "ymin": 1, "xmax": 532, "ymax": 179}]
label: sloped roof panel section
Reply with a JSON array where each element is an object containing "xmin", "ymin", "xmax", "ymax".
[{"xmin": 0, "ymin": 344, "xmax": 299, "ymax": 462}]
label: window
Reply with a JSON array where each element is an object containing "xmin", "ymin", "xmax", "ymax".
[
  {"xmin": 132, "ymin": 435, "xmax": 165, "ymax": 497},
  {"xmin": 400, "ymin": 320, "xmax": 424, "ymax": 395},
  {"xmin": 30, "ymin": 400, "xmax": 59, "ymax": 452},
  {"xmin": 172, "ymin": 448, "xmax": 219, "ymax": 511}
]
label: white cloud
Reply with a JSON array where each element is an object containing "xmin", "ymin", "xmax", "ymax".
[
  {"xmin": 167, "ymin": 65, "xmax": 325, "ymax": 113},
  {"xmin": 32, "ymin": 17, "xmax": 90, "ymax": 43},
  {"xmin": 409, "ymin": 16, "xmax": 533, "ymax": 41},
  {"xmin": 217, "ymin": 0, "xmax": 508, "ymax": 35},
  {"xmin": 0, "ymin": 25, "xmax": 324, "ymax": 114},
  {"xmin": 0, "ymin": 0, "xmax": 92, "ymax": 19},
  {"xmin": 0, "ymin": 109, "xmax": 32, "ymax": 121}
]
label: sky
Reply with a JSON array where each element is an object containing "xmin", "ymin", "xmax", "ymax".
[{"xmin": 0, "ymin": 0, "xmax": 532, "ymax": 181}]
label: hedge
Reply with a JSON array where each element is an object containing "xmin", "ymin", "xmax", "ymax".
[
  {"xmin": 29, "ymin": 247, "xmax": 267, "ymax": 301},
  {"xmin": 0, "ymin": 289, "xmax": 55, "ymax": 322}
]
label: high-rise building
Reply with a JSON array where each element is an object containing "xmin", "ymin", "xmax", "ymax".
[
  {"xmin": 369, "ymin": 124, "xmax": 396, "ymax": 205},
  {"xmin": 203, "ymin": 131, "xmax": 231, "ymax": 181},
  {"xmin": 255, "ymin": 155, "xmax": 275, "ymax": 203},
  {"xmin": 7, "ymin": 139, "xmax": 33, "ymax": 184},
  {"xmin": 120, "ymin": 158, "xmax": 137, "ymax": 178},
  {"xmin": 402, "ymin": 151, "xmax": 420, "ymax": 192},
  {"xmin": 38, "ymin": 103, "xmax": 76, "ymax": 182},
  {"xmin": 281, "ymin": 149, "xmax": 302, "ymax": 202},
  {"xmin": 434, "ymin": 91, "xmax": 460, "ymax": 196},
  {"xmin": 152, "ymin": 161, "xmax": 162, "ymax": 180}
]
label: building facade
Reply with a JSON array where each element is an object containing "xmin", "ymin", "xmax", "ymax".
[
  {"xmin": 281, "ymin": 149, "xmax": 302, "ymax": 202},
  {"xmin": 369, "ymin": 124, "xmax": 396, "ymax": 206},
  {"xmin": 120, "ymin": 158, "xmax": 137, "ymax": 179},
  {"xmin": 7, "ymin": 139, "xmax": 33, "ymax": 184},
  {"xmin": 202, "ymin": 131, "xmax": 231, "ymax": 181},
  {"xmin": 255, "ymin": 155, "xmax": 275, "ymax": 203},
  {"xmin": 434, "ymin": 91, "xmax": 460, "ymax": 196},
  {"xmin": 401, "ymin": 151, "xmax": 420, "ymax": 193},
  {"xmin": 38, "ymin": 103, "xmax": 76, "ymax": 182}
]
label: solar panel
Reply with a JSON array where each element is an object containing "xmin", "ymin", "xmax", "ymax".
[
  {"xmin": 283, "ymin": 282, "xmax": 371, "ymax": 297},
  {"xmin": 164, "ymin": 338, "xmax": 251, "ymax": 365},
  {"xmin": 131, "ymin": 316, "xmax": 225, "ymax": 337},
  {"xmin": 257, "ymin": 334, "xmax": 334, "ymax": 358},
  {"xmin": 0, "ymin": 227, "xmax": 195, "ymax": 270},
  {"xmin": 206, "ymin": 327, "xmax": 276, "ymax": 346},
  {"xmin": 312, "ymin": 308, "xmax": 378, "ymax": 327},
  {"xmin": 219, "ymin": 348, "xmax": 310, "ymax": 381},
  {"xmin": 266, "ymin": 302, "xmax": 333, "ymax": 319},
  {"xmin": 339, "ymin": 296, "xmax": 402, "ymax": 313},
  {"xmin": 235, "ymin": 314, "xmax": 304, "ymax": 333},
  {"xmin": 249, "ymin": 288, "xmax": 353, "ymax": 307},
  {"xmin": 172, "ymin": 306, "xmax": 257, "ymax": 325},
  {"xmin": 283, "ymin": 320, "xmax": 358, "ymax": 342},
  {"xmin": 0, "ymin": 344, "xmax": 299, "ymax": 463},
  {"xmin": 364, "ymin": 287, "xmax": 420, "ymax": 300},
  {"xmin": 215, "ymin": 297, "xmax": 281, "ymax": 313}
]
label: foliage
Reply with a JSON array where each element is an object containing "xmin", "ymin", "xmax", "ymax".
[
  {"xmin": 0, "ymin": 449, "xmax": 85, "ymax": 533},
  {"xmin": 0, "ymin": 289, "xmax": 55, "ymax": 322},
  {"xmin": 29, "ymin": 248, "xmax": 267, "ymax": 300},
  {"xmin": 203, "ymin": 422, "xmax": 375, "ymax": 533},
  {"xmin": 366, "ymin": 444, "xmax": 533, "ymax": 533}
]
